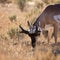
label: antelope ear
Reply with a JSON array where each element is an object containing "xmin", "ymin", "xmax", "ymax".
[{"xmin": 27, "ymin": 21, "xmax": 31, "ymax": 28}]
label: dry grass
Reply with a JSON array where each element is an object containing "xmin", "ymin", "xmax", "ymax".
[{"xmin": 0, "ymin": 0, "xmax": 60, "ymax": 60}]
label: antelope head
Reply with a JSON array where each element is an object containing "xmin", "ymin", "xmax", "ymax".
[
  {"xmin": 19, "ymin": 21, "xmax": 41, "ymax": 34},
  {"xmin": 19, "ymin": 21, "xmax": 41, "ymax": 48},
  {"xmin": 27, "ymin": 21, "xmax": 42, "ymax": 34}
]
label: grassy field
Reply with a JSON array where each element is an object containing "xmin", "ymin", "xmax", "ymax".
[{"xmin": 0, "ymin": 0, "xmax": 60, "ymax": 60}]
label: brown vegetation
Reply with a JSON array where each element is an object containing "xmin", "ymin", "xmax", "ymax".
[{"xmin": 0, "ymin": 0, "xmax": 60, "ymax": 60}]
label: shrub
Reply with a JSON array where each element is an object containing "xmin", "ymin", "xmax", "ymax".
[
  {"xmin": 0, "ymin": 0, "xmax": 7, "ymax": 3},
  {"xmin": 7, "ymin": 28, "xmax": 24, "ymax": 40},
  {"xmin": 9, "ymin": 15, "xmax": 17, "ymax": 22},
  {"xmin": 8, "ymin": 28, "xmax": 16, "ymax": 39},
  {"xmin": 36, "ymin": 2, "xmax": 43, "ymax": 9},
  {"xmin": 42, "ymin": 0, "xmax": 55, "ymax": 4},
  {"xmin": 42, "ymin": 0, "xmax": 50, "ymax": 4},
  {"xmin": 17, "ymin": 0, "xmax": 26, "ymax": 11},
  {"xmin": 55, "ymin": 0, "xmax": 60, "ymax": 4}
]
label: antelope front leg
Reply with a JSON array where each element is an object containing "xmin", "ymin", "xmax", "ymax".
[
  {"xmin": 47, "ymin": 32, "xmax": 50, "ymax": 44},
  {"xmin": 54, "ymin": 24, "xmax": 58, "ymax": 44}
]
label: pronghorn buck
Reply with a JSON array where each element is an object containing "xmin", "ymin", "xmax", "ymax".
[{"xmin": 19, "ymin": 4, "xmax": 60, "ymax": 48}]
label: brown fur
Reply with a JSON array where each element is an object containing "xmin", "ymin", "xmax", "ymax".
[{"xmin": 33, "ymin": 4, "xmax": 60, "ymax": 43}]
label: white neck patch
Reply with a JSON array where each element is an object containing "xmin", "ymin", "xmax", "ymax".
[{"xmin": 54, "ymin": 15, "xmax": 60, "ymax": 23}]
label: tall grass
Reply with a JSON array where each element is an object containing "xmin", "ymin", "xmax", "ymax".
[
  {"xmin": 17, "ymin": 0, "xmax": 26, "ymax": 11},
  {"xmin": 7, "ymin": 27, "xmax": 25, "ymax": 41}
]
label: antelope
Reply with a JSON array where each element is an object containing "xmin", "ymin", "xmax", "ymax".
[{"xmin": 19, "ymin": 4, "xmax": 60, "ymax": 48}]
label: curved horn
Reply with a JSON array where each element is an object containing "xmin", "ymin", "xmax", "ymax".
[
  {"xmin": 27, "ymin": 21, "xmax": 31, "ymax": 28},
  {"xmin": 19, "ymin": 25, "xmax": 29, "ymax": 34}
]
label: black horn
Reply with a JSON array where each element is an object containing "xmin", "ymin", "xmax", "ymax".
[
  {"xmin": 19, "ymin": 25, "xmax": 29, "ymax": 34},
  {"xmin": 27, "ymin": 21, "xmax": 31, "ymax": 29}
]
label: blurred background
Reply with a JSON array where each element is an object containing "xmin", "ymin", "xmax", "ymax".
[{"xmin": 0, "ymin": 0, "xmax": 60, "ymax": 60}]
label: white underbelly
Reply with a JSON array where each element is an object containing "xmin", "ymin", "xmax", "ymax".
[{"xmin": 54, "ymin": 15, "xmax": 60, "ymax": 23}]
